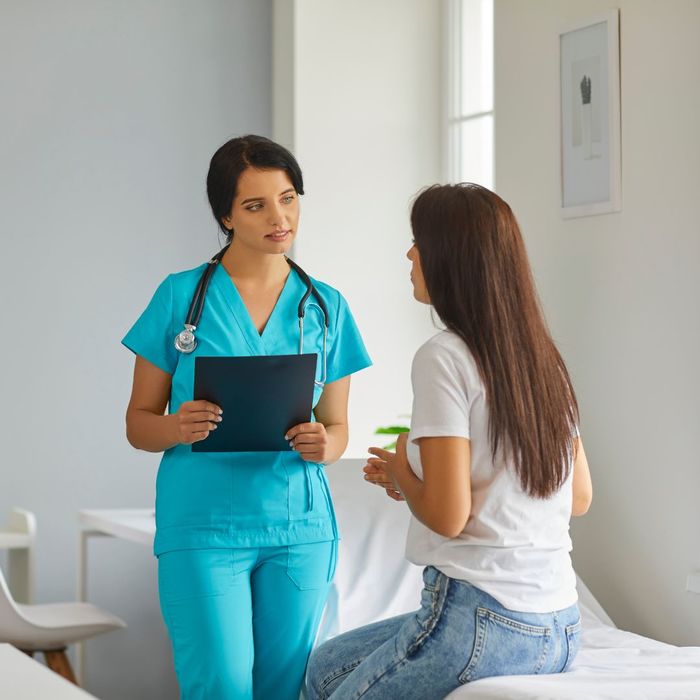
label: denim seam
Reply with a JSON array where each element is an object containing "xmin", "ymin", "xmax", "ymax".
[
  {"xmin": 319, "ymin": 659, "xmax": 364, "ymax": 696},
  {"xmin": 566, "ymin": 621, "xmax": 582, "ymax": 634},
  {"xmin": 534, "ymin": 635, "xmax": 550, "ymax": 674},
  {"xmin": 562, "ymin": 620, "xmax": 582, "ymax": 672},
  {"xmin": 406, "ymin": 571, "xmax": 449, "ymax": 656},
  {"xmin": 478, "ymin": 608, "xmax": 552, "ymax": 636},
  {"xmin": 552, "ymin": 611, "xmax": 561, "ymax": 672},
  {"xmin": 459, "ymin": 608, "xmax": 487, "ymax": 683},
  {"xmin": 353, "ymin": 656, "xmax": 410, "ymax": 698}
]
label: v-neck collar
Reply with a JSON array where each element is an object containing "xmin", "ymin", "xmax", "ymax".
[{"xmin": 212, "ymin": 262, "xmax": 300, "ymax": 355}]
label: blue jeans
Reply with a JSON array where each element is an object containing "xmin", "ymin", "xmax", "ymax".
[{"xmin": 305, "ymin": 566, "xmax": 581, "ymax": 700}]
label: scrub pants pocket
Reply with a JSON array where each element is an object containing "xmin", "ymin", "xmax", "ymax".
[
  {"xmin": 158, "ymin": 549, "xmax": 236, "ymax": 603},
  {"xmin": 286, "ymin": 540, "xmax": 337, "ymax": 590}
]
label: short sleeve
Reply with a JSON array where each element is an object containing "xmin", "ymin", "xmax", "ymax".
[
  {"xmin": 325, "ymin": 292, "xmax": 372, "ymax": 383},
  {"xmin": 122, "ymin": 276, "xmax": 178, "ymax": 375},
  {"xmin": 410, "ymin": 341, "xmax": 470, "ymax": 442}
]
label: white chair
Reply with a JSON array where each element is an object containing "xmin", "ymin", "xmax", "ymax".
[
  {"xmin": 0, "ymin": 549, "xmax": 125, "ymax": 685},
  {"xmin": 0, "ymin": 508, "xmax": 36, "ymax": 604}
]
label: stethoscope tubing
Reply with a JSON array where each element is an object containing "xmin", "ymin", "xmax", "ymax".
[
  {"xmin": 184, "ymin": 247, "xmax": 228, "ymax": 330},
  {"xmin": 175, "ymin": 246, "xmax": 329, "ymax": 387}
]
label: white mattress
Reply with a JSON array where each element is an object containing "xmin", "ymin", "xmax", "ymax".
[{"xmin": 320, "ymin": 461, "xmax": 700, "ymax": 700}]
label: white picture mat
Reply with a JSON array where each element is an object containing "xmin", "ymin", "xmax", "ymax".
[{"xmin": 559, "ymin": 11, "xmax": 621, "ymax": 218}]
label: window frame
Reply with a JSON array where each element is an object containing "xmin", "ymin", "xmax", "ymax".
[{"xmin": 443, "ymin": 0, "xmax": 495, "ymax": 187}]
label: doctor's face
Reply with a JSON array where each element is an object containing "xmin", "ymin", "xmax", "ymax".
[
  {"xmin": 407, "ymin": 243, "xmax": 430, "ymax": 304},
  {"xmin": 222, "ymin": 167, "xmax": 300, "ymax": 255}
]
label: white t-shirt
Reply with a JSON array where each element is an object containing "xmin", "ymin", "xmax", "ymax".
[{"xmin": 405, "ymin": 330, "xmax": 578, "ymax": 613}]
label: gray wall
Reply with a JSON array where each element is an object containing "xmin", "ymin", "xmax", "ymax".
[
  {"xmin": 494, "ymin": 0, "xmax": 700, "ymax": 645},
  {"xmin": 0, "ymin": 1, "xmax": 272, "ymax": 697}
]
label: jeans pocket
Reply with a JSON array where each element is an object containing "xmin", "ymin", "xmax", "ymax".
[
  {"xmin": 286, "ymin": 541, "xmax": 335, "ymax": 591},
  {"xmin": 562, "ymin": 620, "xmax": 582, "ymax": 672},
  {"xmin": 459, "ymin": 607, "xmax": 552, "ymax": 683}
]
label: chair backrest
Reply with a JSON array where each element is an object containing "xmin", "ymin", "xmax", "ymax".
[
  {"xmin": 0, "ymin": 565, "xmax": 28, "ymax": 639},
  {"xmin": 7, "ymin": 509, "xmax": 36, "ymax": 539},
  {"xmin": 4, "ymin": 508, "xmax": 36, "ymax": 604}
]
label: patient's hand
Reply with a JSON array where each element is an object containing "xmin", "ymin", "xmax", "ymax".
[{"xmin": 363, "ymin": 461, "xmax": 405, "ymax": 501}]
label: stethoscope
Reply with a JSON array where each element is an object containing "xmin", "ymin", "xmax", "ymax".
[{"xmin": 174, "ymin": 245, "xmax": 330, "ymax": 387}]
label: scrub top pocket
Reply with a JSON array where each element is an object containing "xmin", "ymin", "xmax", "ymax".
[
  {"xmin": 459, "ymin": 606, "xmax": 552, "ymax": 683},
  {"xmin": 285, "ymin": 541, "xmax": 336, "ymax": 590}
]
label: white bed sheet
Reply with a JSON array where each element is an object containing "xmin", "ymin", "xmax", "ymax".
[
  {"xmin": 445, "ymin": 607, "xmax": 700, "ymax": 700},
  {"xmin": 321, "ymin": 461, "xmax": 700, "ymax": 700}
]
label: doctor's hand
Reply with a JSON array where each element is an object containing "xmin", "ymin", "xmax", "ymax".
[
  {"xmin": 285, "ymin": 422, "xmax": 329, "ymax": 463},
  {"xmin": 173, "ymin": 400, "xmax": 222, "ymax": 445}
]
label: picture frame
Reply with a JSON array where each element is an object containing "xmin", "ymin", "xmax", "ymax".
[{"xmin": 559, "ymin": 10, "xmax": 621, "ymax": 218}]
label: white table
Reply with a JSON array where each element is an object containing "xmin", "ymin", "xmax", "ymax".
[
  {"xmin": 76, "ymin": 509, "xmax": 155, "ymax": 685},
  {"xmin": 0, "ymin": 643, "xmax": 98, "ymax": 699}
]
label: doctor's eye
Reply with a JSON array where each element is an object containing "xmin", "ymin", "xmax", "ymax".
[
  {"xmin": 246, "ymin": 203, "xmax": 263, "ymax": 212},
  {"xmin": 281, "ymin": 195, "xmax": 295, "ymax": 204}
]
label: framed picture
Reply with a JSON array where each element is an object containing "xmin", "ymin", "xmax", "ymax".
[{"xmin": 559, "ymin": 10, "xmax": 621, "ymax": 218}]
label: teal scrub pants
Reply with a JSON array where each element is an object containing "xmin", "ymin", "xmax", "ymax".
[{"xmin": 158, "ymin": 541, "xmax": 336, "ymax": 700}]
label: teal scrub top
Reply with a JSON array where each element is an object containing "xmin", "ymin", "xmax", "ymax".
[{"xmin": 122, "ymin": 262, "xmax": 372, "ymax": 556}]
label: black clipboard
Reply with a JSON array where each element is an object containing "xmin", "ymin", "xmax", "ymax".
[{"xmin": 192, "ymin": 354, "xmax": 317, "ymax": 452}]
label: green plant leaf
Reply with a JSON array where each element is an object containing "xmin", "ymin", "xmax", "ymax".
[{"xmin": 374, "ymin": 425, "xmax": 410, "ymax": 435}]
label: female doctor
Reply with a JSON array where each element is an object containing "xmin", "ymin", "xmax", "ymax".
[{"xmin": 123, "ymin": 135, "xmax": 371, "ymax": 700}]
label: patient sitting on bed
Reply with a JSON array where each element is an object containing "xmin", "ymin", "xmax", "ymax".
[{"xmin": 305, "ymin": 183, "xmax": 593, "ymax": 700}]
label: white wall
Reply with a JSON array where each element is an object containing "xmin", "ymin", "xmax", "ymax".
[
  {"xmin": 273, "ymin": 0, "xmax": 442, "ymax": 457},
  {"xmin": 494, "ymin": 0, "xmax": 700, "ymax": 645},
  {"xmin": 0, "ymin": 2, "xmax": 272, "ymax": 697}
]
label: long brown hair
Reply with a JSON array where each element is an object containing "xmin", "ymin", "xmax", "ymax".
[{"xmin": 411, "ymin": 183, "xmax": 578, "ymax": 499}]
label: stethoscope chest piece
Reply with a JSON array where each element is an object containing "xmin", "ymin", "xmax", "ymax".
[{"xmin": 174, "ymin": 324, "xmax": 197, "ymax": 354}]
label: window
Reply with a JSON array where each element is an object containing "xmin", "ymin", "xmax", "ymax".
[{"xmin": 444, "ymin": 0, "xmax": 494, "ymax": 188}]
